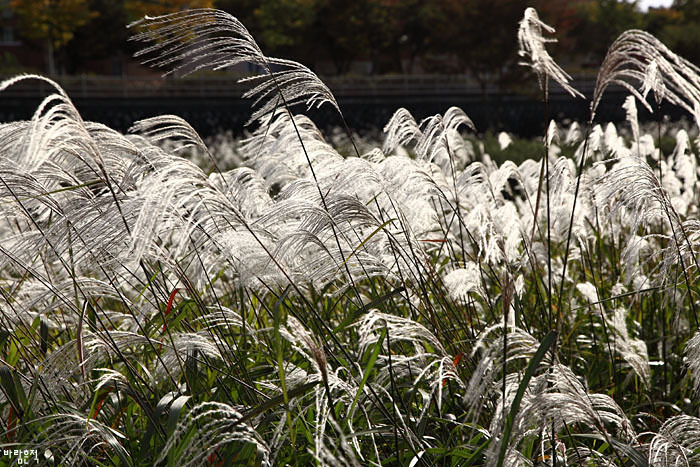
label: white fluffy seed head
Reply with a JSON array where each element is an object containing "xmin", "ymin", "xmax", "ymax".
[{"xmin": 517, "ymin": 8, "xmax": 583, "ymax": 99}]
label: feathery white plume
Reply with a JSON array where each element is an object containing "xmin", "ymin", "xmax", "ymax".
[
  {"xmin": 130, "ymin": 9, "xmax": 340, "ymax": 126},
  {"xmin": 517, "ymin": 8, "xmax": 583, "ymax": 99},
  {"xmin": 623, "ymin": 95, "xmax": 640, "ymax": 143},
  {"xmin": 593, "ymin": 30, "xmax": 700, "ymax": 120}
]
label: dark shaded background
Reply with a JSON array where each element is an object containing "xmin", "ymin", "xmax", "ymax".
[{"xmin": 0, "ymin": 0, "xmax": 697, "ymax": 135}]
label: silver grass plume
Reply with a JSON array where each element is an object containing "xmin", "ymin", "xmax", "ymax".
[
  {"xmin": 25, "ymin": 412, "xmax": 129, "ymax": 465},
  {"xmin": 565, "ymin": 121, "xmax": 583, "ymax": 144},
  {"xmin": 623, "ymin": 95, "xmax": 640, "ymax": 144},
  {"xmin": 357, "ymin": 310, "xmax": 447, "ymax": 357},
  {"xmin": 0, "ymin": 77, "xmax": 151, "ymax": 278},
  {"xmin": 642, "ymin": 59, "xmax": 666, "ymax": 107},
  {"xmin": 282, "ymin": 315, "xmax": 328, "ymax": 385},
  {"xmin": 312, "ymin": 418, "xmax": 361, "ymax": 467},
  {"xmin": 647, "ymin": 415, "xmax": 700, "ymax": 466},
  {"xmin": 277, "ymin": 318, "xmax": 368, "ymax": 462},
  {"xmin": 355, "ymin": 310, "xmax": 458, "ymax": 417},
  {"xmin": 597, "ymin": 153, "xmax": 700, "ymax": 283},
  {"xmin": 27, "ymin": 339, "xmax": 97, "ymax": 412},
  {"xmin": 129, "ymin": 114, "xmax": 210, "ymax": 156},
  {"xmin": 577, "ymin": 283, "xmax": 651, "ymax": 384},
  {"xmin": 83, "ymin": 330, "xmax": 222, "ymax": 382},
  {"xmin": 684, "ymin": 330, "xmax": 700, "ymax": 397},
  {"xmin": 443, "ymin": 262, "xmax": 484, "ymax": 303},
  {"xmin": 208, "ymin": 167, "xmax": 273, "ymax": 218},
  {"xmin": 157, "ymin": 401, "xmax": 271, "ymax": 466},
  {"xmin": 608, "ymin": 308, "xmax": 651, "ymax": 386},
  {"xmin": 415, "ymin": 107, "xmax": 475, "ymax": 172},
  {"xmin": 0, "ymin": 75, "xmax": 114, "ymax": 176},
  {"xmin": 129, "ymin": 9, "xmax": 340, "ymax": 126},
  {"xmin": 382, "ymin": 108, "xmax": 422, "ymax": 155},
  {"xmin": 592, "ymin": 30, "xmax": 700, "ymax": 121},
  {"xmin": 517, "ymin": 8, "xmax": 583, "ymax": 99},
  {"xmin": 240, "ymin": 59, "xmax": 340, "ymax": 124},
  {"xmin": 240, "ymin": 111, "xmax": 343, "ymax": 188},
  {"xmin": 597, "ymin": 155, "xmax": 677, "ymax": 234},
  {"xmin": 667, "ymin": 219, "xmax": 700, "ymax": 283},
  {"xmin": 487, "ymin": 363, "xmax": 636, "ymax": 466},
  {"xmin": 464, "ymin": 324, "xmax": 541, "ymax": 425}
]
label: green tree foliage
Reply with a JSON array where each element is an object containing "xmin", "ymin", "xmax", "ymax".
[
  {"xmin": 571, "ymin": 0, "xmax": 644, "ymax": 62},
  {"xmin": 649, "ymin": 0, "xmax": 700, "ymax": 66},
  {"xmin": 8, "ymin": 0, "xmax": 700, "ymax": 77},
  {"xmin": 124, "ymin": 0, "xmax": 215, "ymax": 20},
  {"xmin": 64, "ymin": 0, "xmax": 129, "ymax": 74},
  {"xmin": 312, "ymin": 0, "xmax": 388, "ymax": 74},
  {"xmin": 252, "ymin": 0, "xmax": 316, "ymax": 51},
  {"xmin": 215, "ymin": 0, "xmax": 591, "ymax": 81},
  {"xmin": 431, "ymin": 0, "xmax": 528, "ymax": 85},
  {"xmin": 219, "ymin": 0, "xmax": 388, "ymax": 74},
  {"xmin": 9, "ymin": 0, "xmax": 98, "ymax": 74}
]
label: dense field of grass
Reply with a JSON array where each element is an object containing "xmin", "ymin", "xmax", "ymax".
[{"xmin": 4, "ymin": 7, "xmax": 700, "ymax": 466}]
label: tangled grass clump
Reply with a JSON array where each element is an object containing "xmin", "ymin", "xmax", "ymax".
[{"xmin": 4, "ymin": 7, "xmax": 700, "ymax": 466}]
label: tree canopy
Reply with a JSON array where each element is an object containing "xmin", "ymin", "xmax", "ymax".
[
  {"xmin": 4, "ymin": 0, "xmax": 699, "ymax": 89},
  {"xmin": 9, "ymin": 0, "xmax": 98, "ymax": 74}
]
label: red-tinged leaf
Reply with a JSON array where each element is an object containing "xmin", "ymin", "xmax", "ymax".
[
  {"xmin": 93, "ymin": 391, "xmax": 110, "ymax": 419},
  {"xmin": 162, "ymin": 288, "xmax": 181, "ymax": 334},
  {"xmin": 160, "ymin": 288, "xmax": 182, "ymax": 353},
  {"xmin": 208, "ymin": 450, "xmax": 226, "ymax": 466},
  {"xmin": 420, "ymin": 238, "xmax": 447, "ymax": 243},
  {"xmin": 442, "ymin": 352, "xmax": 464, "ymax": 387}
]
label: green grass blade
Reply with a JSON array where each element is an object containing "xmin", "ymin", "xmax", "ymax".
[
  {"xmin": 337, "ymin": 218, "xmax": 396, "ymax": 272},
  {"xmin": 497, "ymin": 330, "xmax": 557, "ymax": 467},
  {"xmin": 239, "ymin": 381, "xmax": 320, "ymax": 424},
  {"xmin": 347, "ymin": 328, "xmax": 387, "ymax": 427}
]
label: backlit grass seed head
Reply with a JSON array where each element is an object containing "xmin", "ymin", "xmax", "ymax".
[
  {"xmin": 26, "ymin": 413, "xmax": 130, "ymax": 464},
  {"xmin": 487, "ymin": 364, "xmax": 635, "ymax": 467},
  {"xmin": 647, "ymin": 415, "xmax": 700, "ymax": 466},
  {"xmin": 130, "ymin": 8, "xmax": 340, "ymax": 127},
  {"xmin": 517, "ymin": 8, "xmax": 583, "ymax": 99},
  {"xmin": 284, "ymin": 315, "xmax": 328, "ymax": 385},
  {"xmin": 641, "ymin": 60, "xmax": 666, "ymax": 107},
  {"xmin": 157, "ymin": 401, "xmax": 271, "ymax": 466},
  {"xmin": 592, "ymin": 29, "xmax": 700, "ymax": 121},
  {"xmin": 683, "ymin": 331, "xmax": 700, "ymax": 397},
  {"xmin": 7, "ymin": 7, "xmax": 700, "ymax": 465},
  {"xmin": 382, "ymin": 107, "xmax": 422, "ymax": 155},
  {"xmin": 623, "ymin": 95, "xmax": 640, "ymax": 143},
  {"xmin": 443, "ymin": 263, "xmax": 483, "ymax": 303},
  {"xmin": 357, "ymin": 310, "xmax": 446, "ymax": 357},
  {"xmin": 129, "ymin": 114, "xmax": 211, "ymax": 157},
  {"xmin": 465, "ymin": 324, "xmax": 541, "ymax": 425}
]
